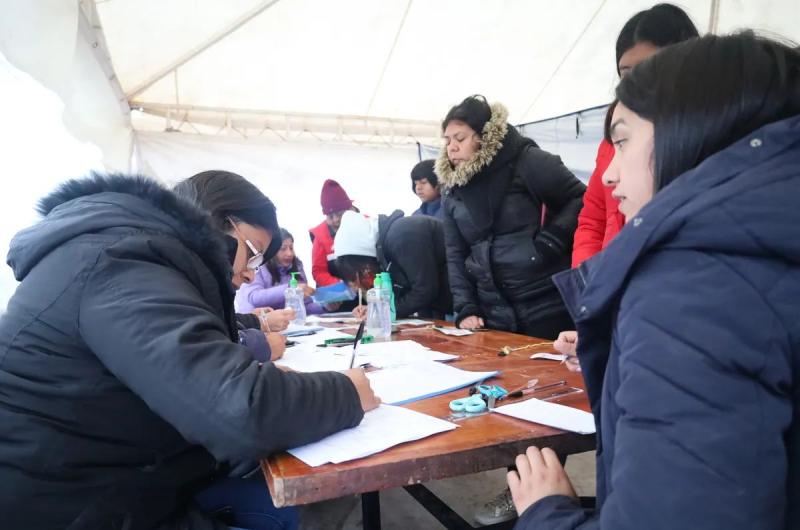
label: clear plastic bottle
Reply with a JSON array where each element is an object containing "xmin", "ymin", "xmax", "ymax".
[
  {"xmin": 284, "ymin": 272, "xmax": 307, "ymax": 326},
  {"xmin": 366, "ymin": 276, "xmax": 392, "ymax": 338},
  {"xmin": 379, "ymin": 271, "xmax": 396, "ymax": 322}
]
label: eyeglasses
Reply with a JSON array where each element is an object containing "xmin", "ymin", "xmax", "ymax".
[{"xmin": 227, "ymin": 217, "xmax": 264, "ymax": 270}]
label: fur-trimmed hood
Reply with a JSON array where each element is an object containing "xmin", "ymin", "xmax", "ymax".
[
  {"xmin": 434, "ymin": 102, "xmax": 510, "ymax": 189},
  {"xmin": 8, "ymin": 173, "xmax": 232, "ymax": 284}
]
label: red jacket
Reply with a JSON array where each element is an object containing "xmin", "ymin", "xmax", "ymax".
[
  {"xmin": 571, "ymin": 140, "xmax": 625, "ymax": 267},
  {"xmin": 309, "ymin": 220, "xmax": 340, "ymax": 287}
]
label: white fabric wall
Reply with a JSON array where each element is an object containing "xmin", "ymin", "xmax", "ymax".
[
  {"xmin": 0, "ymin": 0, "xmax": 133, "ymax": 310},
  {"xmin": 135, "ymin": 132, "xmax": 423, "ymax": 283},
  {"xmin": 0, "ymin": 52, "xmax": 105, "ymax": 310},
  {"xmin": 0, "ymin": 0, "xmax": 133, "ymax": 171}
]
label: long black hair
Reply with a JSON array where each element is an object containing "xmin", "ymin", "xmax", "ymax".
[
  {"xmin": 174, "ymin": 170, "xmax": 282, "ymax": 261},
  {"xmin": 616, "ymin": 31, "xmax": 800, "ymax": 192},
  {"xmin": 266, "ymin": 228, "xmax": 301, "ymax": 285},
  {"xmin": 616, "ymin": 3, "xmax": 699, "ymax": 74}
]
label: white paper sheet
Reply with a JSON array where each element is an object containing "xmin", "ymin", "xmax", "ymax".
[
  {"xmin": 394, "ymin": 319, "xmax": 431, "ymax": 326},
  {"xmin": 366, "ymin": 361, "xmax": 499, "ymax": 405},
  {"xmin": 434, "ymin": 326, "xmax": 473, "ymax": 336},
  {"xmin": 306, "ymin": 315, "xmax": 360, "ymax": 325},
  {"xmin": 530, "ymin": 352, "xmax": 567, "ymax": 361},
  {"xmin": 492, "ymin": 398, "xmax": 596, "ymax": 434},
  {"xmin": 281, "ymin": 324, "xmax": 325, "ymax": 337},
  {"xmin": 288, "ymin": 404, "xmax": 458, "ymax": 467}
]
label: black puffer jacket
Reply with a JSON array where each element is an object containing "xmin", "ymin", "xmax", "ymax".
[
  {"xmin": 436, "ymin": 103, "xmax": 586, "ymax": 338},
  {"xmin": 0, "ymin": 174, "xmax": 363, "ymax": 530},
  {"xmin": 376, "ymin": 210, "xmax": 452, "ymax": 319}
]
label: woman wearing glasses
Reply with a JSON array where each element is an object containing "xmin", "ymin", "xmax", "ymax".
[{"xmin": 0, "ymin": 170, "xmax": 380, "ymax": 530}]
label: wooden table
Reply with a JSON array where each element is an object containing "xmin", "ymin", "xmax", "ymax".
[{"xmin": 261, "ymin": 323, "xmax": 595, "ymax": 529}]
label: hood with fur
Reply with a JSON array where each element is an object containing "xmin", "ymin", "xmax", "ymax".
[{"xmin": 435, "ymin": 102, "xmax": 509, "ymax": 189}]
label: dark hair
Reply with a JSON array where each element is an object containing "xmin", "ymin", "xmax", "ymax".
[
  {"xmin": 410, "ymin": 159, "xmax": 438, "ymax": 192},
  {"xmin": 266, "ymin": 228, "xmax": 300, "ymax": 284},
  {"xmin": 603, "ymin": 100, "xmax": 619, "ymax": 143},
  {"xmin": 334, "ymin": 255, "xmax": 379, "ymax": 284},
  {"xmin": 174, "ymin": 170, "xmax": 282, "ymax": 260},
  {"xmin": 616, "ymin": 3, "xmax": 699, "ymax": 74},
  {"xmin": 616, "ymin": 31, "xmax": 800, "ymax": 192},
  {"xmin": 442, "ymin": 95, "xmax": 492, "ymax": 134}
]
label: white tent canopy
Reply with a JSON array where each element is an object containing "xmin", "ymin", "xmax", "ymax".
[{"xmin": 94, "ymin": 0, "xmax": 800, "ymax": 145}]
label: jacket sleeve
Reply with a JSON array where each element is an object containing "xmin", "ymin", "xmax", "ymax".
[
  {"xmin": 516, "ymin": 249, "xmax": 791, "ymax": 530},
  {"xmin": 311, "ymin": 235, "xmax": 340, "ymax": 287},
  {"xmin": 519, "ymin": 148, "xmax": 586, "ymax": 262},
  {"xmin": 441, "ymin": 196, "xmax": 482, "ymax": 324},
  {"xmin": 235, "ymin": 311, "xmax": 261, "ymax": 330},
  {"xmin": 572, "ymin": 141, "xmax": 614, "ymax": 267},
  {"xmin": 386, "ymin": 225, "xmax": 441, "ymax": 318},
  {"xmin": 237, "ymin": 327, "xmax": 271, "ymax": 362},
  {"xmin": 78, "ymin": 238, "xmax": 364, "ymax": 463},
  {"xmin": 238, "ymin": 269, "xmax": 286, "ymax": 311}
]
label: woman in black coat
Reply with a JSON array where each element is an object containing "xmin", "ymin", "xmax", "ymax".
[
  {"xmin": 436, "ymin": 95, "xmax": 586, "ymax": 339},
  {"xmin": 0, "ymin": 171, "xmax": 379, "ymax": 530}
]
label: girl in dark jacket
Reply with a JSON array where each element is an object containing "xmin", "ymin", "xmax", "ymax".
[
  {"xmin": 436, "ymin": 95, "xmax": 585, "ymax": 339},
  {"xmin": 509, "ymin": 32, "xmax": 800, "ymax": 530},
  {"xmin": 0, "ymin": 171, "xmax": 379, "ymax": 530}
]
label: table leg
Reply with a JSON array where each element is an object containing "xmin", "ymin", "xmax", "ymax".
[{"xmin": 361, "ymin": 491, "xmax": 381, "ymax": 530}]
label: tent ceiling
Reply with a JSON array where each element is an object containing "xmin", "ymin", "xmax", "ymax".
[{"xmin": 95, "ymin": 0, "xmax": 800, "ymax": 144}]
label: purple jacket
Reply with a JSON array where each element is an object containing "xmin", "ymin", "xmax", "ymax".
[{"xmin": 235, "ymin": 259, "xmax": 324, "ymax": 314}]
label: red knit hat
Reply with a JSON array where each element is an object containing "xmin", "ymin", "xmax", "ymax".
[{"xmin": 320, "ymin": 179, "xmax": 354, "ymax": 215}]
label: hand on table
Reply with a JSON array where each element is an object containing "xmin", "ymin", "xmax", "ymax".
[
  {"xmin": 255, "ymin": 308, "xmax": 295, "ymax": 332},
  {"xmin": 507, "ymin": 447, "xmax": 577, "ymax": 515},
  {"xmin": 344, "ymin": 368, "xmax": 381, "ymax": 412},
  {"xmin": 459, "ymin": 316, "xmax": 484, "ymax": 330},
  {"xmin": 265, "ymin": 332, "xmax": 286, "ymax": 361},
  {"xmin": 554, "ymin": 330, "xmax": 580, "ymax": 372}
]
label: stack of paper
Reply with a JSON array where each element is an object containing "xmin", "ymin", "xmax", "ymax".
[
  {"xmin": 492, "ymin": 399, "xmax": 596, "ymax": 434},
  {"xmin": 366, "ymin": 361, "xmax": 499, "ymax": 405},
  {"xmin": 276, "ymin": 339, "xmax": 458, "ymax": 372},
  {"xmin": 288, "ymin": 405, "xmax": 457, "ymax": 467},
  {"xmin": 354, "ymin": 340, "xmax": 458, "ymax": 368}
]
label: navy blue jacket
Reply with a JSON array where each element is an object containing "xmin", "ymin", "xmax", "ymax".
[{"xmin": 517, "ymin": 115, "xmax": 800, "ymax": 529}]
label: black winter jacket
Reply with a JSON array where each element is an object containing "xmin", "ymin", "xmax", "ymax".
[
  {"xmin": 376, "ymin": 210, "xmax": 452, "ymax": 319},
  {"xmin": 0, "ymin": 174, "xmax": 363, "ymax": 530},
  {"xmin": 435, "ymin": 103, "xmax": 585, "ymax": 336}
]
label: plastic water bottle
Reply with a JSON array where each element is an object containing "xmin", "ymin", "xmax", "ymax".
[
  {"xmin": 379, "ymin": 271, "xmax": 396, "ymax": 322},
  {"xmin": 284, "ymin": 272, "xmax": 306, "ymax": 326},
  {"xmin": 366, "ymin": 276, "xmax": 392, "ymax": 338}
]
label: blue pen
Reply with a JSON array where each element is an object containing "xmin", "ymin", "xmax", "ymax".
[{"xmin": 349, "ymin": 320, "xmax": 366, "ymax": 369}]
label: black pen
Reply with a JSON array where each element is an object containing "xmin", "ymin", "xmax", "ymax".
[{"xmin": 349, "ymin": 320, "xmax": 366, "ymax": 369}]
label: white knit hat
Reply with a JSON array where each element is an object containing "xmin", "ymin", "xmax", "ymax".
[{"xmin": 333, "ymin": 211, "xmax": 379, "ymax": 258}]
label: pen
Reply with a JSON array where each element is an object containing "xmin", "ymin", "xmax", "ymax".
[{"xmin": 349, "ymin": 320, "xmax": 366, "ymax": 369}]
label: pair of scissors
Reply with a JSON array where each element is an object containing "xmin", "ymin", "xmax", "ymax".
[{"xmin": 449, "ymin": 394, "xmax": 487, "ymax": 413}]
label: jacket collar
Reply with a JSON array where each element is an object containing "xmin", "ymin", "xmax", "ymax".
[{"xmin": 434, "ymin": 103, "xmax": 509, "ymax": 189}]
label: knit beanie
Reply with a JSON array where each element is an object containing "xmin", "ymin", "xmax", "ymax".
[
  {"xmin": 333, "ymin": 211, "xmax": 378, "ymax": 258},
  {"xmin": 320, "ymin": 179, "xmax": 354, "ymax": 215},
  {"xmin": 410, "ymin": 159, "xmax": 438, "ymax": 191}
]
